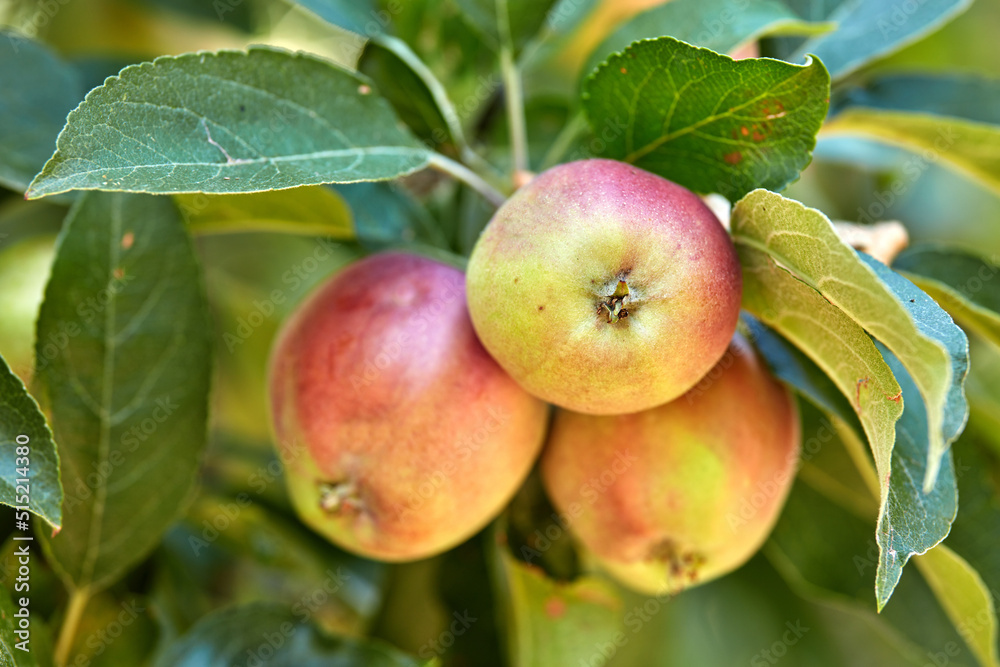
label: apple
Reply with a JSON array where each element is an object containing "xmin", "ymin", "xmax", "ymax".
[
  {"xmin": 466, "ymin": 158, "xmax": 741, "ymax": 415},
  {"xmin": 269, "ymin": 252, "xmax": 548, "ymax": 562},
  {"xmin": 0, "ymin": 235, "xmax": 56, "ymax": 384},
  {"xmin": 540, "ymin": 334, "xmax": 800, "ymax": 595}
]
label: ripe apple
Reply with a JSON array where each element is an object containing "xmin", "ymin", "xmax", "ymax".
[
  {"xmin": 269, "ymin": 252, "xmax": 548, "ymax": 562},
  {"xmin": 466, "ymin": 158, "xmax": 741, "ymax": 415},
  {"xmin": 540, "ymin": 334, "xmax": 800, "ymax": 595}
]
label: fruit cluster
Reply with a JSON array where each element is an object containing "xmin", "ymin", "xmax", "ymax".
[{"xmin": 269, "ymin": 159, "xmax": 800, "ymax": 595}]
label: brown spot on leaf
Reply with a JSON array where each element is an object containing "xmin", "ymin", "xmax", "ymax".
[
  {"xmin": 620, "ymin": 67, "xmax": 628, "ymax": 74},
  {"xmin": 121, "ymin": 231, "xmax": 134, "ymax": 249},
  {"xmin": 724, "ymin": 151, "xmax": 743, "ymax": 165},
  {"xmin": 740, "ymin": 126, "xmax": 749, "ymax": 136},
  {"xmin": 113, "ymin": 267, "xmax": 125, "ymax": 280}
]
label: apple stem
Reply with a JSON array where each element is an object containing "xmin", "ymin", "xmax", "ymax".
[
  {"xmin": 427, "ymin": 154, "xmax": 507, "ymax": 207},
  {"xmin": 373, "ymin": 34, "xmax": 504, "ymax": 185}
]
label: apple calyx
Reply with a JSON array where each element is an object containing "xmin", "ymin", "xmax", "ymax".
[
  {"xmin": 651, "ymin": 538, "xmax": 705, "ymax": 589},
  {"xmin": 598, "ymin": 279, "xmax": 632, "ymax": 324},
  {"xmin": 318, "ymin": 480, "xmax": 363, "ymax": 515}
]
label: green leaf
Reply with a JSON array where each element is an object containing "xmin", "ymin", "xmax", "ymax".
[
  {"xmin": 178, "ymin": 495, "xmax": 387, "ymax": 634},
  {"xmin": 875, "ymin": 342, "xmax": 959, "ymax": 610},
  {"xmin": 917, "ymin": 545, "xmax": 1000, "ymax": 667},
  {"xmin": 138, "ymin": 0, "xmax": 260, "ymax": 32},
  {"xmin": 543, "ymin": 0, "xmax": 599, "ymax": 37},
  {"xmin": 36, "ymin": 192, "xmax": 212, "ymax": 592},
  {"xmin": 288, "ymin": 0, "xmax": 383, "ymax": 37},
  {"xmin": 358, "ymin": 41, "xmax": 452, "ymax": 153},
  {"xmin": 894, "ymin": 245, "xmax": 1000, "ymax": 349},
  {"xmin": 822, "ymin": 108, "xmax": 1000, "ymax": 195},
  {"xmin": 0, "ymin": 31, "xmax": 83, "ymax": 193},
  {"xmin": 608, "ymin": 552, "xmax": 933, "ymax": 666},
  {"xmin": 152, "ymin": 601, "xmax": 428, "ymax": 667},
  {"xmin": 583, "ymin": 0, "xmax": 833, "ymax": 83},
  {"xmin": 737, "ymin": 244, "xmax": 901, "ymax": 494},
  {"xmin": 788, "ymin": 0, "xmax": 972, "ymax": 80},
  {"xmin": 175, "ymin": 186, "xmax": 354, "ymax": 237},
  {"xmin": 334, "ymin": 182, "xmax": 439, "ymax": 247},
  {"xmin": 0, "ymin": 565, "xmax": 54, "ymax": 665},
  {"xmin": 835, "ymin": 74, "xmax": 1000, "ymax": 127},
  {"xmin": 945, "ymin": 431, "xmax": 1000, "ymax": 662},
  {"xmin": 766, "ymin": 454, "xmax": 976, "ymax": 664},
  {"xmin": 738, "ymin": 245, "xmax": 907, "ymax": 605},
  {"xmin": 26, "ymin": 48, "xmax": 431, "ymax": 200},
  {"xmin": 743, "ymin": 315, "xmax": 860, "ymax": 429},
  {"xmin": 0, "ymin": 356, "xmax": 62, "ymax": 528},
  {"xmin": 582, "ymin": 38, "xmax": 829, "ymax": 200},
  {"xmin": 490, "ymin": 524, "xmax": 622, "ymax": 667},
  {"xmin": 731, "ymin": 190, "xmax": 968, "ymax": 492},
  {"xmin": 453, "ymin": 0, "xmax": 558, "ymax": 53}
]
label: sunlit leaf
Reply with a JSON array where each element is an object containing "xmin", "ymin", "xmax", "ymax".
[{"xmin": 583, "ymin": 38, "xmax": 829, "ymax": 200}]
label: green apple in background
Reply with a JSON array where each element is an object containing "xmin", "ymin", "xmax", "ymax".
[
  {"xmin": 541, "ymin": 334, "xmax": 800, "ymax": 595},
  {"xmin": 466, "ymin": 159, "xmax": 742, "ymax": 415},
  {"xmin": 269, "ymin": 252, "xmax": 548, "ymax": 562},
  {"xmin": 0, "ymin": 235, "xmax": 56, "ymax": 384}
]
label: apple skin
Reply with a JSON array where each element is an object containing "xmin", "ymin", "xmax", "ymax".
[
  {"xmin": 269, "ymin": 252, "xmax": 548, "ymax": 562},
  {"xmin": 540, "ymin": 334, "xmax": 799, "ymax": 595},
  {"xmin": 466, "ymin": 158, "xmax": 741, "ymax": 415}
]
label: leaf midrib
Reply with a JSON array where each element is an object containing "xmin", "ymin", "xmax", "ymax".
[
  {"xmin": 79, "ymin": 195, "xmax": 123, "ymax": 587},
  {"xmin": 623, "ymin": 59, "xmax": 813, "ymax": 164}
]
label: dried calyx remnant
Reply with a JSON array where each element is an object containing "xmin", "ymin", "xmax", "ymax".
[
  {"xmin": 650, "ymin": 538, "xmax": 705, "ymax": 589},
  {"xmin": 599, "ymin": 279, "xmax": 632, "ymax": 323},
  {"xmin": 318, "ymin": 480, "xmax": 362, "ymax": 514}
]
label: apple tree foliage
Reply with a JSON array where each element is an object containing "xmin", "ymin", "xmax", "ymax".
[{"xmin": 1, "ymin": 0, "xmax": 1000, "ymax": 664}]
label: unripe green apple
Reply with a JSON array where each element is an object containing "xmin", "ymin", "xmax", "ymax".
[
  {"xmin": 466, "ymin": 159, "xmax": 741, "ymax": 415},
  {"xmin": 0, "ymin": 235, "xmax": 56, "ymax": 384},
  {"xmin": 269, "ymin": 252, "xmax": 548, "ymax": 562},
  {"xmin": 540, "ymin": 334, "xmax": 799, "ymax": 595}
]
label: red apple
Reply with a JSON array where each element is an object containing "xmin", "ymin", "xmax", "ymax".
[
  {"xmin": 541, "ymin": 334, "xmax": 799, "ymax": 594},
  {"xmin": 269, "ymin": 252, "xmax": 548, "ymax": 561},
  {"xmin": 466, "ymin": 158, "xmax": 741, "ymax": 415}
]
